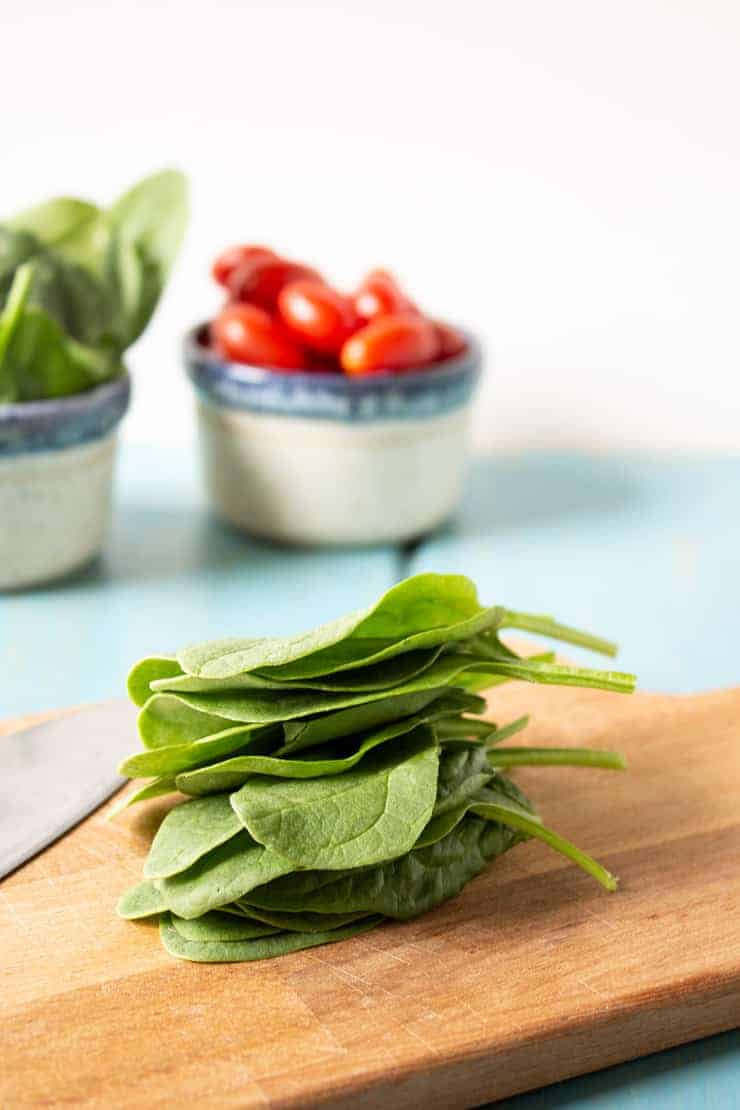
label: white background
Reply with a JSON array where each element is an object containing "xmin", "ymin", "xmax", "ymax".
[{"xmin": 2, "ymin": 0, "xmax": 738, "ymax": 452}]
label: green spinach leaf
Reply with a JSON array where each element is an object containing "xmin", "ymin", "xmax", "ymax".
[
  {"xmin": 175, "ymin": 696, "xmax": 479, "ymax": 797},
  {"xmin": 1, "ymin": 169, "xmax": 187, "ymax": 403},
  {"xmin": 154, "ymin": 831, "xmax": 294, "ymax": 919},
  {"xmin": 433, "ymin": 745, "xmax": 494, "ymax": 817},
  {"xmin": 240, "ymin": 907, "xmax": 372, "ymax": 932},
  {"xmin": 143, "ymin": 795, "xmax": 242, "ymax": 879},
  {"xmin": 103, "ymin": 169, "xmax": 188, "ymax": 346},
  {"xmin": 231, "ymin": 728, "xmax": 439, "ymax": 870},
  {"xmin": 108, "ymin": 776, "xmax": 178, "ymax": 818},
  {"xmin": 279, "ymin": 689, "xmax": 482, "ymax": 755},
  {"xmin": 170, "ymin": 911, "xmax": 280, "ymax": 943},
  {"xmin": 7, "ymin": 196, "xmax": 103, "ymax": 266},
  {"xmin": 119, "ymin": 722, "xmax": 277, "ymax": 777},
  {"xmin": 177, "ymin": 574, "xmax": 491, "ymax": 679},
  {"xmin": 159, "ymin": 912, "xmax": 382, "ymax": 964},
  {"xmin": 116, "ymin": 879, "xmax": 168, "ymax": 919},
  {"xmin": 128, "ymin": 657, "xmax": 182, "ymax": 707},
  {"xmin": 242, "ymin": 816, "xmax": 519, "ymax": 920}
]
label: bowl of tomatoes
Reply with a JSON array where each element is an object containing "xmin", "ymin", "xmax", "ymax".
[{"xmin": 185, "ymin": 245, "xmax": 482, "ymax": 546}]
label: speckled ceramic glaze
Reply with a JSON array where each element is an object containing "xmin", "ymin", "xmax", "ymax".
[
  {"xmin": 185, "ymin": 326, "xmax": 482, "ymax": 545},
  {"xmin": 0, "ymin": 374, "xmax": 131, "ymax": 589}
]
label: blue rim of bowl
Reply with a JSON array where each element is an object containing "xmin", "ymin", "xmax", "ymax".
[
  {"xmin": 0, "ymin": 372, "xmax": 131, "ymax": 457},
  {"xmin": 184, "ymin": 324, "xmax": 482, "ymax": 422}
]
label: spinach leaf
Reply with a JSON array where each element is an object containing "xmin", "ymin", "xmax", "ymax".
[
  {"xmin": 279, "ymin": 689, "xmax": 482, "ymax": 755},
  {"xmin": 240, "ymin": 907, "xmax": 372, "ymax": 933},
  {"xmin": 151, "ymin": 646, "xmax": 445, "ymax": 696},
  {"xmin": 174, "ymin": 697, "xmax": 475, "ymax": 796},
  {"xmin": 7, "ymin": 196, "xmax": 103, "ymax": 265},
  {"xmin": 432, "ymin": 745, "xmax": 494, "ymax": 817},
  {"xmin": 116, "ymin": 879, "xmax": 168, "ymax": 919},
  {"xmin": 416, "ymin": 777, "xmax": 539, "ymax": 850},
  {"xmin": 154, "ymin": 831, "xmax": 294, "ymax": 919},
  {"xmin": 159, "ymin": 912, "xmax": 382, "ymax": 964},
  {"xmin": 159, "ymin": 645, "xmax": 633, "ymax": 741},
  {"xmin": 177, "ymin": 574, "xmax": 624, "ymax": 683},
  {"xmin": 119, "ymin": 722, "xmax": 278, "ymax": 777},
  {"xmin": 136, "ymin": 695, "xmax": 272, "ymax": 749},
  {"xmin": 242, "ymin": 816, "xmax": 519, "ymax": 920},
  {"xmin": 151, "ymin": 653, "xmax": 483, "ymax": 727},
  {"xmin": 143, "ymin": 795, "xmax": 242, "ymax": 879},
  {"xmin": 107, "ymin": 776, "xmax": 178, "ymax": 818},
  {"xmin": 103, "ymin": 169, "xmax": 188, "ymax": 346},
  {"xmin": 128, "ymin": 657, "xmax": 182, "ymax": 707},
  {"xmin": 0, "ymin": 227, "xmax": 39, "ymax": 285},
  {"xmin": 170, "ymin": 911, "xmax": 280, "ymax": 943},
  {"xmin": 0, "ymin": 227, "xmax": 116, "ymax": 355},
  {"xmin": 1, "ymin": 170, "xmax": 187, "ymax": 403},
  {"xmin": 177, "ymin": 574, "xmax": 491, "ymax": 679},
  {"xmin": 231, "ymin": 728, "xmax": 439, "ymax": 870},
  {"xmin": 0, "ymin": 264, "xmax": 117, "ymax": 401}
]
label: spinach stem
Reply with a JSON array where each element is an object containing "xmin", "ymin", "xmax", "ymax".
[
  {"xmin": 484, "ymin": 715, "xmax": 530, "ymax": 746},
  {"xmin": 0, "ymin": 262, "xmax": 35, "ymax": 390},
  {"xmin": 488, "ymin": 747, "xmax": 626, "ymax": 770},
  {"xmin": 469, "ymin": 656, "xmax": 636, "ymax": 694},
  {"xmin": 436, "ymin": 714, "xmax": 530, "ymax": 744},
  {"xmin": 497, "ymin": 611, "xmax": 618, "ymax": 658},
  {"xmin": 473, "ymin": 799, "xmax": 618, "ymax": 891}
]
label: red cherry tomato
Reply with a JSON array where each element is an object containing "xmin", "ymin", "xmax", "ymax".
[
  {"xmin": 353, "ymin": 269, "xmax": 415, "ymax": 320},
  {"xmin": 212, "ymin": 304, "xmax": 308, "ymax": 370},
  {"xmin": 278, "ymin": 280, "xmax": 359, "ymax": 354},
  {"xmin": 228, "ymin": 257, "xmax": 323, "ymax": 311},
  {"xmin": 340, "ymin": 313, "xmax": 440, "ymax": 375},
  {"xmin": 212, "ymin": 245, "xmax": 277, "ymax": 288},
  {"xmin": 434, "ymin": 321, "xmax": 467, "ymax": 359}
]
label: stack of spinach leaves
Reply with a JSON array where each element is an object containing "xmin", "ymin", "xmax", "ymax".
[
  {"xmin": 0, "ymin": 170, "xmax": 187, "ymax": 402},
  {"xmin": 116, "ymin": 573, "xmax": 635, "ymax": 964}
]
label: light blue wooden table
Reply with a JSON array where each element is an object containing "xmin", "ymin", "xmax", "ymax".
[{"xmin": 2, "ymin": 446, "xmax": 737, "ymax": 1106}]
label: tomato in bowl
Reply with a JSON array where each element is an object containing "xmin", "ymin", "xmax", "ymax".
[{"xmin": 185, "ymin": 246, "xmax": 482, "ymax": 546}]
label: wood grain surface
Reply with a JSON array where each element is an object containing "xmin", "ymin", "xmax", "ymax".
[{"xmin": 1, "ymin": 683, "xmax": 739, "ymax": 1109}]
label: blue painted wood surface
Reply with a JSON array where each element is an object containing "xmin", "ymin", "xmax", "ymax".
[
  {"xmin": 2, "ymin": 445, "xmax": 737, "ymax": 1106},
  {"xmin": 409, "ymin": 452, "xmax": 740, "ymax": 694}
]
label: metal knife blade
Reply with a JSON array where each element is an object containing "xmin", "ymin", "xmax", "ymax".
[{"xmin": 0, "ymin": 699, "xmax": 139, "ymax": 881}]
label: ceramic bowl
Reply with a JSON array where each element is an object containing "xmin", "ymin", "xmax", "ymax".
[
  {"xmin": 185, "ymin": 325, "xmax": 482, "ymax": 546},
  {"xmin": 0, "ymin": 374, "xmax": 131, "ymax": 590}
]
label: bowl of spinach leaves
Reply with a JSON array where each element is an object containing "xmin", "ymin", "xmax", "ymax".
[{"xmin": 0, "ymin": 170, "xmax": 188, "ymax": 590}]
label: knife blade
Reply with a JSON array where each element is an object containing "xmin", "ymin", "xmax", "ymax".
[{"xmin": 0, "ymin": 699, "xmax": 139, "ymax": 881}]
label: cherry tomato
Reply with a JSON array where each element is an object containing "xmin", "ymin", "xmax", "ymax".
[
  {"xmin": 340, "ymin": 313, "xmax": 439, "ymax": 375},
  {"xmin": 353, "ymin": 269, "xmax": 415, "ymax": 320},
  {"xmin": 434, "ymin": 321, "xmax": 467, "ymax": 359},
  {"xmin": 278, "ymin": 280, "xmax": 359, "ymax": 354},
  {"xmin": 212, "ymin": 303, "xmax": 308, "ymax": 370},
  {"xmin": 228, "ymin": 257, "xmax": 323, "ymax": 311},
  {"xmin": 212, "ymin": 245, "xmax": 277, "ymax": 288}
]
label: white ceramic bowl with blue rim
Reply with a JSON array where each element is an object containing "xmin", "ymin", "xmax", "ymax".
[
  {"xmin": 185, "ymin": 325, "xmax": 482, "ymax": 546},
  {"xmin": 0, "ymin": 374, "xmax": 131, "ymax": 589}
]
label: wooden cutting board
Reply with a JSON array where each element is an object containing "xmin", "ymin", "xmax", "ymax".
[{"xmin": 2, "ymin": 684, "xmax": 739, "ymax": 1109}]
